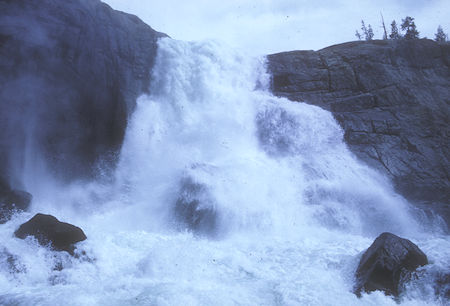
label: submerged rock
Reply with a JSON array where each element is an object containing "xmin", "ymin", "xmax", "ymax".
[
  {"xmin": 0, "ymin": 181, "xmax": 32, "ymax": 224},
  {"xmin": 174, "ymin": 177, "xmax": 218, "ymax": 236},
  {"xmin": 354, "ymin": 232, "xmax": 428, "ymax": 297},
  {"xmin": 14, "ymin": 213, "xmax": 87, "ymax": 255},
  {"xmin": 434, "ymin": 272, "xmax": 450, "ymax": 300},
  {"xmin": 0, "ymin": 247, "xmax": 25, "ymax": 274}
]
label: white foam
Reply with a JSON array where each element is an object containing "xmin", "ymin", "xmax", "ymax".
[{"xmin": 0, "ymin": 38, "xmax": 448, "ymax": 305}]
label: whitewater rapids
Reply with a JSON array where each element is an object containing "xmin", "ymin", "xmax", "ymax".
[{"xmin": 0, "ymin": 38, "xmax": 449, "ymax": 305}]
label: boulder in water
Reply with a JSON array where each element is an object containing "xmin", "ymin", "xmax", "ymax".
[
  {"xmin": 174, "ymin": 178, "xmax": 218, "ymax": 237},
  {"xmin": 14, "ymin": 213, "xmax": 87, "ymax": 255},
  {"xmin": 354, "ymin": 232, "xmax": 428, "ymax": 297}
]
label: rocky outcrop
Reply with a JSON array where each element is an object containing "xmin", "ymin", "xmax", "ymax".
[
  {"xmin": 0, "ymin": 180, "xmax": 31, "ymax": 223},
  {"xmin": 14, "ymin": 213, "xmax": 87, "ymax": 254},
  {"xmin": 0, "ymin": 0, "xmax": 167, "ymax": 186},
  {"xmin": 354, "ymin": 232, "xmax": 428, "ymax": 297},
  {"xmin": 267, "ymin": 40, "xmax": 450, "ymax": 217}
]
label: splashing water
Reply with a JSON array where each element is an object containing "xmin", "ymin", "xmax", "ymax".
[{"xmin": 0, "ymin": 38, "xmax": 449, "ymax": 305}]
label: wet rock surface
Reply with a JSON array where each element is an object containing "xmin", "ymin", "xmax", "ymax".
[
  {"xmin": 268, "ymin": 40, "xmax": 450, "ymax": 220},
  {"xmin": 354, "ymin": 232, "xmax": 428, "ymax": 297},
  {"xmin": 14, "ymin": 213, "xmax": 87, "ymax": 254},
  {"xmin": 174, "ymin": 178, "xmax": 218, "ymax": 236},
  {"xmin": 0, "ymin": 180, "xmax": 31, "ymax": 223},
  {"xmin": 0, "ymin": 0, "xmax": 167, "ymax": 183}
]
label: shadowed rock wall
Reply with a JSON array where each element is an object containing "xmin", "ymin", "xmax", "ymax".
[{"xmin": 0, "ymin": 0, "xmax": 166, "ymax": 188}]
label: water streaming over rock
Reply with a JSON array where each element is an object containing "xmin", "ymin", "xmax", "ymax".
[{"xmin": 0, "ymin": 38, "xmax": 449, "ymax": 305}]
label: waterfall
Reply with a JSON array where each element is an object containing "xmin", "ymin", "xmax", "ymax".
[
  {"xmin": 114, "ymin": 38, "xmax": 420, "ymax": 238},
  {"xmin": 0, "ymin": 38, "xmax": 448, "ymax": 305}
]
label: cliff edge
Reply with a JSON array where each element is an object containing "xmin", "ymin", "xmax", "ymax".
[
  {"xmin": 0, "ymin": 0, "xmax": 166, "ymax": 186},
  {"xmin": 268, "ymin": 39, "xmax": 450, "ymax": 219}
]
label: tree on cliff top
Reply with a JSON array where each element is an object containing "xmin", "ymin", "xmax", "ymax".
[
  {"xmin": 366, "ymin": 25, "xmax": 374, "ymax": 41},
  {"xmin": 435, "ymin": 25, "xmax": 448, "ymax": 42},
  {"xmin": 359, "ymin": 20, "xmax": 374, "ymax": 41},
  {"xmin": 401, "ymin": 16, "xmax": 419, "ymax": 39},
  {"xmin": 389, "ymin": 20, "xmax": 401, "ymax": 39}
]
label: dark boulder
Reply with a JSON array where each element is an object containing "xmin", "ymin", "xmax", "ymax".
[
  {"xmin": 267, "ymin": 39, "xmax": 450, "ymax": 223},
  {"xmin": 0, "ymin": 180, "xmax": 31, "ymax": 224},
  {"xmin": 14, "ymin": 213, "xmax": 87, "ymax": 255},
  {"xmin": 0, "ymin": 0, "xmax": 167, "ymax": 185},
  {"xmin": 354, "ymin": 232, "xmax": 428, "ymax": 297},
  {"xmin": 174, "ymin": 177, "xmax": 218, "ymax": 237}
]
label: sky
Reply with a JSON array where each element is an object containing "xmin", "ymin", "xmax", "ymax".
[{"xmin": 103, "ymin": 0, "xmax": 449, "ymax": 55}]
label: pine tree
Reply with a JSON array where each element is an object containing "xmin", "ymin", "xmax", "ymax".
[
  {"xmin": 367, "ymin": 25, "xmax": 374, "ymax": 40},
  {"xmin": 389, "ymin": 20, "xmax": 401, "ymax": 39},
  {"xmin": 355, "ymin": 30, "xmax": 362, "ymax": 40},
  {"xmin": 401, "ymin": 16, "xmax": 419, "ymax": 39},
  {"xmin": 360, "ymin": 20, "xmax": 374, "ymax": 41},
  {"xmin": 361, "ymin": 20, "xmax": 368, "ymax": 38},
  {"xmin": 435, "ymin": 25, "xmax": 448, "ymax": 42}
]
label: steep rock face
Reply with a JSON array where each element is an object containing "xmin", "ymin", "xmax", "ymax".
[
  {"xmin": 0, "ymin": 0, "xmax": 166, "ymax": 187},
  {"xmin": 267, "ymin": 40, "xmax": 450, "ymax": 214}
]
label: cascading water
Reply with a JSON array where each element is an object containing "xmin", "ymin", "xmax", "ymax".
[{"xmin": 0, "ymin": 38, "xmax": 449, "ymax": 305}]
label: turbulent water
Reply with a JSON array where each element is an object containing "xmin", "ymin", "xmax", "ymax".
[{"xmin": 1, "ymin": 38, "xmax": 449, "ymax": 305}]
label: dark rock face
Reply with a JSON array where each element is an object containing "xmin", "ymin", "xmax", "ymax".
[
  {"xmin": 14, "ymin": 213, "xmax": 87, "ymax": 254},
  {"xmin": 174, "ymin": 178, "xmax": 218, "ymax": 236},
  {"xmin": 0, "ymin": 180, "xmax": 31, "ymax": 223},
  {"xmin": 354, "ymin": 232, "xmax": 428, "ymax": 297},
  {"xmin": 0, "ymin": 0, "xmax": 167, "ymax": 185},
  {"xmin": 267, "ymin": 40, "xmax": 450, "ymax": 213}
]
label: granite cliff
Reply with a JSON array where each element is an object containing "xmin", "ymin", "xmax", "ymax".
[
  {"xmin": 0, "ymin": 0, "xmax": 166, "ymax": 189},
  {"xmin": 268, "ymin": 40, "xmax": 450, "ymax": 223}
]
